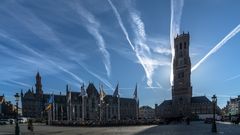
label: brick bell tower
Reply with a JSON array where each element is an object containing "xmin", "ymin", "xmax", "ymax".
[
  {"xmin": 172, "ymin": 32, "xmax": 192, "ymax": 117},
  {"xmin": 35, "ymin": 72, "xmax": 43, "ymax": 96}
]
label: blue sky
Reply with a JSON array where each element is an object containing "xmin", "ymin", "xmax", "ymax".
[{"xmin": 0, "ymin": 0, "xmax": 240, "ymax": 108}]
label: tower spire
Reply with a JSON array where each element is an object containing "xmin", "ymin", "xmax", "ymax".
[
  {"xmin": 133, "ymin": 83, "xmax": 138, "ymax": 100},
  {"xmin": 35, "ymin": 72, "xmax": 43, "ymax": 95}
]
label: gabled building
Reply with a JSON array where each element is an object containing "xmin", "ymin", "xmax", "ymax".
[
  {"xmin": 21, "ymin": 72, "xmax": 45, "ymax": 118},
  {"xmin": 139, "ymin": 106, "xmax": 155, "ymax": 119},
  {"xmin": 21, "ymin": 72, "xmax": 139, "ymax": 122},
  {"xmin": 224, "ymin": 96, "xmax": 240, "ymax": 116},
  {"xmin": 0, "ymin": 94, "xmax": 16, "ymax": 118}
]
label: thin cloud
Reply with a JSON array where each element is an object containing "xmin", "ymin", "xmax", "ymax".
[
  {"xmin": 1, "ymin": 1, "xmax": 112, "ymax": 89},
  {"xmin": 191, "ymin": 24, "xmax": 240, "ymax": 72},
  {"xmin": 153, "ymin": 47, "xmax": 172, "ymax": 55},
  {"xmin": 225, "ymin": 74, "xmax": 240, "ymax": 81},
  {"xmin": 85, "ymin": 69, "xmax": 114, "ymax": 91},
  {"xmin": 78, "ymin": 62, "xmax": 114, "ymax": 91},
  {"xmin": 110, "ymin": 0, "xmax": 153, "ymax": 86},
  {"xmin": 71, "ymin": 2, "xmax": 111, "ymax": 77},
  {"xmin": 108, "ymin": 0, "xmax": 169, "ymax": 87},
  {"xmin": 2, "ymin": 1, "xmax": 72, "ymax": 55},
  {"xmin": 170, "ymin": 0, "xmax": 184, "ymax": 85},
  {"xmin": 130, "ymin": 11, "xmax": 154, "ymax": 87},
  {"xmin": 0, "ymin": 31, "xmax": 83, "ymax": 84},
  {"xmin": 6, "ymin": 80, "xmax": 31, "ymax": 88}
]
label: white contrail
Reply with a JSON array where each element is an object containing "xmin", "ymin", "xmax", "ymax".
[
  {"xmin": 130, "ymin": 12, "xmax": 153, "ymax": 86},
  {"xmin": 2, "ymin": 1, "xmax": 76, "ymax": 57},
  {"xmin": 225, "ymin": 73, "xmax": 240, "ymax": 81},
  {"xmin": 0, "ymin": 31, "xmax": 83, "ymax": 84},
  {"xmin": 6, "ymin": 80, "xmax": 31, "ymax": 88},
  {"xmin": 73, "ymin": 59, "xmax": 114, "ymax": 91},
  {"xmin": 131, "ymin": 11, "xmax": 158, "ymax": 87},
  {"xmin": 170, "ymin": 0, "xmax": 184, "ymax": 86},
  {"xmin": 81, "ymin": 64, "xmax": 114, "ymax": 91},
  {"xmin": 72, "ymin": 2, "xmax": 111, "ymax": 77},
  {"xmin": 107, "ymin": 0, "xmax": 135, "ymax": 50},
  {"xmin": 191, "ymin": 24, "xmax": 240, "ymax": 72},
  {"xmin": 108, "ymin": 0, "xmax": 158, "ymax": 86}
]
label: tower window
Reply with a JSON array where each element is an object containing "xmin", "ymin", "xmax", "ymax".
[
  {"xmin": 179, "ymin": 51, "xmax": 183, "ymax": 57},
  {"xmin": 178, "ymin": 72, "xmax": 184, "ymax": 79},
  {"xmin": 180, "ymin": 43, "xmax": 182, "ymax": 50},
  {"xmin": 184, "ymin": 42, "xmax": 187, "ymax": 49}
]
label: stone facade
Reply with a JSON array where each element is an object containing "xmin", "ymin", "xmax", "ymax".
[
  {"xmin": 0, "ymin": 95, "xmax": 16, "ymax": 118},
  {"xmin": 21, "ymin": 72, "xmax": 139, "ymax": 121},
  {"xmin": 156, "ymin": 33, "xmax": 215, "ymax": 119},
  {"xmin": 172, "ymin": 33, "xmax": 192, "ymax": 116},
  {"xmin": 224, "ymin": 96, "xmax": 240, "ymax": 116},
  {"xmin": 21, "ymin": 72, "xmax": 45, "ymax": 118},
  {"xmin": 139, "ymin": 106, "xmax": 155, "ymax": 119}
]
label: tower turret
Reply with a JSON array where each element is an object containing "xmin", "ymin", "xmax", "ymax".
[{"xmin": 35, "ymin": 72, "xmax": 43, "ymax": 95}]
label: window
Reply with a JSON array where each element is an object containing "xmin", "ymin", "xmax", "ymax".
[
  {"xmin": 180, "ymin": 43, "xmax": 182, "ymax": 49},
  {"xmin": 178, "ymin": 59, "xmax": 184, "ymax": 66},
  {"xmin": 184, "ymin": 42, "xmax": 187, "ymax": 49},
  {"xmin": 178, "ymin": 72, "xmax": 184, "ymax": 79},
  {"xmin": 179, "ymin": 51, "xmax": 183, "ymax": 57}
]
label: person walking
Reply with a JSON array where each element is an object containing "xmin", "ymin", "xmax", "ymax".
[{"xmin": 28, "ymin": 119, "xmax": 34, "ymax": 132}]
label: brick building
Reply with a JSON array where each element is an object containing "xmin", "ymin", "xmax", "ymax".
[{"xmin": 155, "ymin": 33, "xmax": 217, "ymax": 119}]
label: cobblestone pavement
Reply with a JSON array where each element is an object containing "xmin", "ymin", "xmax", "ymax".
[{"xmin": 0, "ymin": 121, "xmax": 239, "ymax": 135}]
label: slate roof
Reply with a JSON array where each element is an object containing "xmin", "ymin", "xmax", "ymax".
[
  {"xmin": 86, "ymin": 83, "xmax": 99, "ymax": 96},
  {"xmin": 159, "ymin": 96, "xmax": 211, "ymax": 106},
  {"xmin": 54, "ymin": 95, "xmax": 67, "ymax": 103},
  {"xmin": 159, "ymin": 100, "xmax": 172, "ymax": 106},
  {"xmin": 104, "ymin": 95, "xmax": 136, "ymax": 105},
  {"xmin": 191, "ymin": 96, "xmax": 211, "ymax": 104}
]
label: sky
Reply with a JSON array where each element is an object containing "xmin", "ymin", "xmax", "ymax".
[{"xmin": 0, "ymin": 0, "xmax": 240, "ymax": 108}]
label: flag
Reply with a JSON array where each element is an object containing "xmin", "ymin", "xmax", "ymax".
[
  {"xmin": 99, "ymin": 85, "xmax": 106, "ymax": 101},
  {"xmin": 45, "ymin": 94, "xmax": 54, "ymax": 111},
  {"xmin": 67, "ymin": 91, "xmax": 71, "ymax": 104},
  {"xmin": 80, "ymin": 84, "xmax": 86, "ymax": 96},
  {"xmin": 61, "ymin": 105, "xmax": 63, "ymax": 113},
  {"xmin": 113, "ymin": 83, "xmax": 119, "ymax": 97}
]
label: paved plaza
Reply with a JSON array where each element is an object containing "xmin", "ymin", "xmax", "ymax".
[{"xmin": 0, "ymin": 121, "xmax": 240, "ymax": 135}]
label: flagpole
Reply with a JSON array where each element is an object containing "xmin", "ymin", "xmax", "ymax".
[
  {"xmin": 56, "ymin": 103, "xmax": 58, "ymax": 121},
  {"xmin": 48, "ymin": 109, "xmax": 51, "ymax": 125},
  {"xmin": 118, "ymin": 95, "xmax": 120, "ymax": 121},
  {"xmin": 70, "ymin": 100, "xmax": 72, "ymax": 121},
  {"xmin": 61, "ymin": 105, "xmax": 63, "ymax": 121},
  {"xmin": 82, "ymin": 95, "xmax": 84, "ymax": 123},
  {"xmin": 53, "ymin": 96, "xmax": 55, "ymax": 121}
]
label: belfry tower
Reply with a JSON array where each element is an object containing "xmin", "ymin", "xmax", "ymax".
[{"xmin": 172, "ymin": 32, "xmax": 192, "ymax": 116}]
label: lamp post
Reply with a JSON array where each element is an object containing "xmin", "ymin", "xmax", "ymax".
[
  {"xmin": 106, "ymin": 103, "xmax": 109, "ymax": 122},
  {"xmin": 14, "ymin": 93, "xmax": 20, "ymax": 135},
  {"xmin": 212, "ymin": 94, "xmax": 217, "ymax": 133}
]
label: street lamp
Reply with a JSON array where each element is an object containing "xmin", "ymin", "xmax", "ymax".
[
  {"xmin": 212, "ymin": 94, "xmax": 217, "ymax": 133},
  {"xmin": 14, "ymin": 93, "xmax": 20, "ymax": 135}
]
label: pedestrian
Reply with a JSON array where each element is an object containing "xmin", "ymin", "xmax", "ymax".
[
  {"xmin": 186, "ymin": 117, "xmax": 190, "ymax": 125},
  {"xmin": 28, "ymin": 119, "xmax": 34, "ymax": 132}
]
